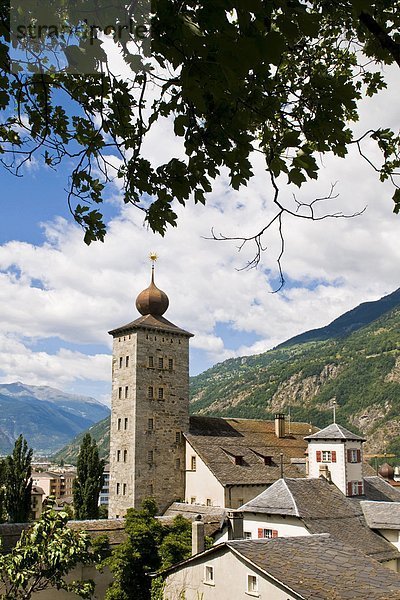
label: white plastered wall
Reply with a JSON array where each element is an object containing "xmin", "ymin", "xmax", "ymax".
[
  {"xmin": 242, "ymin": 512, "xmax": 309, "ymax": 539},
  {"xmin": 184, "ymin": 440, "xmax": 225, "ymax": 507}
]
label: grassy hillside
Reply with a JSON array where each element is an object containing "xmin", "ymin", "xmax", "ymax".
[{"xmin": 52, "ymin": 416, "xmax": 110, "ymax": 464}]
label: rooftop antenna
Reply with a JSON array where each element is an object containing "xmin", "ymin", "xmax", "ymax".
[{"xmin": 332, "ymin": 400, "xmax": 337, "ymax": 424}]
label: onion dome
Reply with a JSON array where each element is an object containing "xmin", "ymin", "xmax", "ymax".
[
  {"xmin": 135, "ymin": 263, "xmax": 169, "ymax": 316},
  {"xmin": 379, "ymin": 462, "xmax": 394, "ymax": 480}
]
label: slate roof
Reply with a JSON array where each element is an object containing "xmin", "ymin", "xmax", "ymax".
[
  {"xmin": 304, "ymin": 422, "xmax": 365, "ymax": 441},
  {"xmin": 0, "ymin": 519, "xmax": 126, "ymax": 553},
  {"xmin": 161, "ymin": 503, "xmax": 227, "ymax": 537},
  {"xmin": 228, "ymin": 535, "xmax": 400, "ymax": 600},
  {"xmin": 238, "ymin": 477, "xmax": 400, "ymax": 563},
  {"xmin": 361, "ymin": 501, "xmax": 400, "ymax": 530},
  {"xmin": 362, "ymin": 476, "xmax": 400, "ymax": 502},
  {"xmin": 186, "ymin": 416, "xmax": 317, "ymax": 486},
  {"xmin": 109, "ymin": 314, "xmax": 192, "ymax": 337}
]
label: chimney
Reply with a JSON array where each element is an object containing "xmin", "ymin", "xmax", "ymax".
[
  {"xmin": 319, "ymin": 464, "xmax": 332, "ymax": 483},
  {"xmin": 192, "ymin": 516, "xmax": 205, "ymax": 555},
  {"xmin": 275, "ymin": 413, "xmax": 285, "ymax": 438},
  {"xmin": 228, "ymin": 511, "xmax": 244, "ymax": 540}
]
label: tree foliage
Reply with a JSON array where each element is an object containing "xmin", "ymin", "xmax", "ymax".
[
  {"xmin": 105, "ymin": 499, "xmax": 195, "ymax": 600},
  {"xmin": 0, "ymin": 0, "xmax": 399, "ymax": 258},
  {"xmin": 73, "ymin": 433, "xmax": 105, "ymax": 520},
  {"xmin": 4, "ymin": 435, "xmax": 33, "ymax": 524},
  {"xmin": 0, "ymin": 502, "xmax": 96, "ymax": 599}
]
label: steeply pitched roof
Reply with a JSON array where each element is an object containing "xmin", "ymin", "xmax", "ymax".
[
  {"xmin": 228, "ymin": 535, "xmax": 400, "ymax": 600},
  {"xmin": 186, "ymin": 416, "xmax": 317, "ymax": 486},
  {"xmin": 304, "ymin": 422, "xmax": 365, "ymax": 441},
  {"xmin": 238, "ymin": 477, "xmax": 400, "ymax": 563},
  {"xmin": 361, "ymin": 501, "xmax": 400, "ymax": 530},
  {"xmin": 109, "ymin": 314, "xmax": 192, "ymax": 337},
  {"xmin": 362, "ymin": 476, "xmax": 400, "ymax": 502}
]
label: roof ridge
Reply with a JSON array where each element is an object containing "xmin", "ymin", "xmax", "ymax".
[{"xmin": 282, "ymin": 479, "xmax": 300, "ymax": 518}]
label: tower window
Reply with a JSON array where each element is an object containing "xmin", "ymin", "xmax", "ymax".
[
  {"xmin": 123, "ymin": 450, "xmax": 127, "ymax": 462},
  {"xmin": 148, "ymin": 386, "xmax": 154, "ymax": 399},
  {"xmin": 175, "ymin": 431, "xmax": 181, "ymax": 443},
  {"xmin": 117, "ymin": 418, "xmax": 121, "ymax": 430},
  {"xmin": 119, "ymin": 357, "xmax": 123, "ymax": 368},
  {"xmin": 118, "ymin": 387, "xmax": 122, "ymax": 399},
  {"xmin": 125, "ymin": 386, "xmax": 129, "ymax": 399},
  {"xmin": 158, "ymin": 357, "xmax": 164, "ymax": 369},
  {"xmin": 175, "ymin": 458, "xmax": 181, "ymax": 469},
  {"xmin": 148, "ymin": 450, "xmax": 154, "ymax": 464},
  {"xmin": 148, "ymin": 484, "xmax": 153, "ymax": 495},
  {"xmin": 191, "ymin": 456, "xmax": 197, "ymax": 471},
  {"xmin": 148, "ymin": 356, "xmax": 154, "ymax": 368},
  {"xmin": 126, "ymin": 356, "xmax": 129, "ymax": 367},
  {"xmin": 116, "ymin": 483, "xmax": 120, "ymax": 495},
  {"xmin": 117, "ymin": 450, "xmax": 121, "ymax": 462},
  {"xmin": 124, "ymin": 417, "xmax": 128, "ymax": 430},
  {"xmin": 148, "ymin": 418, "xmax": 154, "ymax": 430},
  {"xmin": 158, "ymin": 387, "xmax": 164, "ymax": 400},
  {"xmin": 168, "ymin": 358, "xmax": 174, "ymax": 370},
  {"xmin": 123, "ymin": 483, "xmax": 127, "ymax": 495}
]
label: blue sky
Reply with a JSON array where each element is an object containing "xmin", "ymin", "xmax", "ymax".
[{"xmin": 0, "ymin": 67, "xmax": 399, "ymax": 405}]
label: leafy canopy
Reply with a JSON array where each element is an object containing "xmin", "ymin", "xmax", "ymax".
[{"xmin": 0, "ymin": 0, "xmax": 399, "ymax": 247}]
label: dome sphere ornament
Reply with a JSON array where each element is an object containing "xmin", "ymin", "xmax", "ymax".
[{"xmin": 135, "ymin": 255, "xmax": 169, "ymax": 316}]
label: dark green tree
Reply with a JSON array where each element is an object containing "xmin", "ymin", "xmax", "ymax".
[
  {"xmin": 73, "ymin": 433, "xmax": 105, "ymax": 520},
  {"xmin": 105, "ymin": 499, "xmax": 195, "ymax": 600},
  {"xmin": 0, "ymin": 0, "xmax": 399, "ymax": 267},
  {"xmin": 0, "ymin": 502, "xmax": 96, "ymax": 599},
  {"xmin": 4, "ymin": 435, "xmax": 33, "ymax": 523}
]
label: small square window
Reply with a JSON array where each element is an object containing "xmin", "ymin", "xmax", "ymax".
[
  {"xmin": 247, "ymin": 575, "xmax": 258, "ymax": 593},
  {"xmin": 148, "ymin": 418, "xmax": 154, "ymax": 430},
  {"xmin": 204, "ymin": 565, "xmax": 214, "ymax": 583},
  {"xmin": 158, "ymin": 357, "xmax": 164, "ymax": 369},
  {"xmin": 190, "ymin": 497, "xmax": 196, "ymax": 504},
  {"xmin": 124, "ymin": 417, "xmax": 128, "ymax": 430},
  {"xmin": 126, "ymin": 356, "xmax": 129, "ymax": 367},
  {"xmin": 322, "ymin": 450, "xmax": 332, "ymax": 463},
  {"xmin": 168, "ymin": 358, "xmax": 173, "ymax": 370},
  {"xmin": 119, "ymin": 357, "xmax": 123, "ymax": 368},
  {"xmin": 148, "ymin": 386, "xmax": 154, "ymax": 399},
  {"xmin": 158, "ymin": 387, "xmax": 164, "ymax": 400},
  {"xmin": 191, "ymin": 456, "xmax": 197, "ymax": 471},
  {"xmin": 125, "ymin": 386, "xmax": 129, "ymax": 399},
  {"xmin": 117, "ymin": 418, "xmax": 121, "ymax": 431},
  {"xmin": 244, "ymin": 532, "xmax": 252, "ymax": 539},
  {"xmin": 206, "ymin": 498, "xmax": 212, "ymax": 506}
]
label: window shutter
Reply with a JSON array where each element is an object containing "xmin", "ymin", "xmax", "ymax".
[
  {"xmin": 257, "ymin": 528, "xmax": 263, "ymax": 539},
  {"xmin": 358, "ymin": 481, "xmax": 363, "ymax": 495},
  {"xmin": 347, "ymin": 482, "xmax": 352, "ymax": 496},
  {"xmin": 316, "ymin": 450, "xmax": 322, "ymax": 462},
  {"xmin": 331, "ymin": 451, "xmax": 336, "ymax": 463},
  {"xmin": 347, "ymin": 449, "xmax": 351, "ymax": 462},
  {"xmin": 357, "ymin": 449, "xmax": 361, "ymax": 463},
  {"xmin": 272, "ymin": 530, "xmax": 278, "ymax": 538}
]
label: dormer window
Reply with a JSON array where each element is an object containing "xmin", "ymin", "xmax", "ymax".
[{"xmin": 222, "ymin": 448, "xmax": 245, "ymax": 465}]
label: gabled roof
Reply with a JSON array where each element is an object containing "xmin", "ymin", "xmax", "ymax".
[
  {"xmin": 361, "ymin": 501, "xmax": 400, "ymax": 530},
  {"xmin": 238, "ymin": 477, "xmax": 400, "ymax": 563},
  {"xmin": 362, "ymin": 476, "xmax": 400, "ymax": 502},
  {"xmin": 108, "ymin": 314, "xmax": 192, "ymax": 337},
  {"xmin": 162, "ymin": 535, "xmax": 400, "ymax": 600},
  {"xmin": 186, "ymin": 416, "xmax": 317, "ymax": 486},
  {"xmin": 304, "ymin": 422, "xmax": 365, "ymax": 441}
]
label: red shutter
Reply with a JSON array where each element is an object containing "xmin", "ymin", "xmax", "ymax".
[
  {"xmin": 316, "ymin": 450, "xmax": 322, "ymax": 462},
  {"xmin": 358, "ymin": 481, "xmax": 363, "ymax": 495},
  {"xmin": 272, "ymin": 530, "xmax": 278, "ymax": 538},
  {"xmin": 258, "ymin": 528, "xmax": 263, "ymax": 539},
  {"xmin": 347, "ymin": 449, "xmax": 351, "ymax": 462},
  {"xmin": 331, "ymin": 451, "xmax": 336, "ymax": 463},
  {"xmin": 347, "ymin": 482, "xmax": 352, "ymax": 496},
  {"xmin": 357, "ymin": 449, "xmax": 361, "ymax": 463}
]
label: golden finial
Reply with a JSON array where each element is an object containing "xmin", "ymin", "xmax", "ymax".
[{"xmin": 149, "ymin": 252, "xmax": 158, "ymax": 263}]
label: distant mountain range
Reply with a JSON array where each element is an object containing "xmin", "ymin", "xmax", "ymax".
[
  {"xmin": 55, "ymin": 287, "xmax": 400, "ymax": 463},
  {"xmin": 0, "ymin": 382, "xmax": 110, "ymax": 454}
]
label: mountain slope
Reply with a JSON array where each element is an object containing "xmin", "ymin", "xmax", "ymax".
[
  {"xmin": 0, "ymin": 383, "xmax": 110, "ymax": 454},
  {"xmin": 56, "ymin": 288, "xmax": 400, "ymax": 462},
  {"xmin": 52, "ymin": 416, "xmax": 110, "ymax": 463}
]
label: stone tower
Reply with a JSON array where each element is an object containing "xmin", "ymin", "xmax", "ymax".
[{"xmin": 108, "ymin": 260, "xmax": 192, "ymax": 517}]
